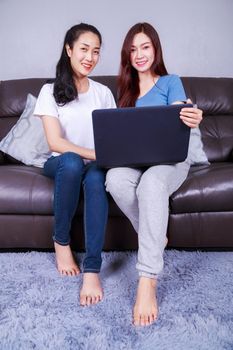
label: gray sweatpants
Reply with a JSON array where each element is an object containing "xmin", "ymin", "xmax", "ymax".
[{"xmin": 105, "ymin": 160, "xmax": 190, "ymax": 278}]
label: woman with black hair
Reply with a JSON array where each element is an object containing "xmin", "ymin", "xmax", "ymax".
[{"xmin": 34, "ymin": 23, "xmax": 116, "ymax": 306}]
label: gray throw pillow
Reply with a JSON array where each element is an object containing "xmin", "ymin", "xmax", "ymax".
[
  {"xmin": 187, "ymin": 127, "xmax": 209, "ymax": 165},
  {"xmin": 0, "ymin": 94, "xmax": 51, "ymax": 168}
]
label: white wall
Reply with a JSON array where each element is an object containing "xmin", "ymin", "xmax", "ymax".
[{"xmin": 0, "ymin": 0, "xmax": 233, "ymax": 80}]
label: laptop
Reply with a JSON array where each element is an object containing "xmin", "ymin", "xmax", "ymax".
[{"xmin": 92, "ymin": 104, "xmax": 191, "ymax": 168}]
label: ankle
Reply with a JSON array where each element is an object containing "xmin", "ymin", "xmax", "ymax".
[
  {"xmin": 83, "ymin": 272, "xmax": 100, "ymax": 280},
  {"xmin": 138, "ymin": 276, "xmax": 157, "ymax": 287},
  {"xmin": 54, "ymin": 242, "xmax": 70, "ymax": 251}
]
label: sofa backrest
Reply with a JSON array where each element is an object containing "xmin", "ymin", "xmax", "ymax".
[
  {"xmin": 0, "ymin": 76, "xmax": 233, "ymax": 163},
  {"xmin": 182, "ymin": 77, "xmax": 233, "ymax": 162}
]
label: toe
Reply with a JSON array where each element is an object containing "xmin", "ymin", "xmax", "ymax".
[
  {"xmin": 75, "ymin": 268, "xmax": 80, "ymax": 275},
  {"xmin": 140, "ymin": 316, "xmax": 146, "ymax": 326},
  {"xmin": 150, "ymin": 314, "xmax": 156, "ymax": 325},
  {"xmin": 133, "ymin": 313, "xmax": 140, "ymax": 326},
  {"xmin": 93, "ymin": 296, "xmax": 98, "ymax": 304},
  {"xmin": 146, "ymin": 315, "xmax": 152, "ymax": 326},
  {"xmin": 80, "ymin": 295, "xmax": 87, "ymax": 306},
  {"xmin": 86, "ymin": 296, "xmax": 92, "ymax": 306},
  {"xmin": 71, "ymin": 269, "xmax": 76, "ymax": 276},
  {"xmin": 151, "ymin": 312, "xmax": 157, "ymax": 323},
  {"xmin": 97, "ymin": 295, "xmax": 103, "ymax": 304}
]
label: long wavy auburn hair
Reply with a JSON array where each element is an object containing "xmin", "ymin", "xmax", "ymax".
[{"xmin": 118, "ymin": 22, "xmax": 168, "ymax": 107}]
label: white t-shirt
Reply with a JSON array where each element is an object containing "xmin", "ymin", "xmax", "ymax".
[{"xmin": 34, "ymin": 78, "xmax": 116, "ymax": 159}]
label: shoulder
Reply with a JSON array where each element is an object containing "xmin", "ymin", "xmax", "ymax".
[
  {"xmin": 89, "ymin": 78, "xmax": 112, "ymax": 95},
  {"xmin": 159, "ymin": 74, "xmax": 181, "ymax": 85},
  {"xmin": 88, "ymin": 78, "xmax": 116, "ymax": 108},
  {"xmin": 158, "ymin": 75, "xmax": 184, "ymax": 93},
  {"xmin": 159, "ymin": 75, "xmax": 186, "ymax": 103},
  {"xmin": 36, "ymin": 83, "xmax": 57, "ymax": 107},
  {"xmin": 38, "ymin": 83, "xmax": 54, "ymax": 97}
]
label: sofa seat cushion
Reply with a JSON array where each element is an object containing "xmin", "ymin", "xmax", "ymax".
[
  {"xmin": 170, "ymin": 163, "xmax": 233, "ymax": 213},
  {"xmin": 0, "ymin": 165, "xmax": 124, "ymax": 217},
  {"xmin": 0, "ymin": 165, "xmax": 54, "ymax": 214}
]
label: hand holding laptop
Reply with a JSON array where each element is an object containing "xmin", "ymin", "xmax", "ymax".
[{"xmin": 179, "ymin": 99, "xmax": 202, "ymax": 128}]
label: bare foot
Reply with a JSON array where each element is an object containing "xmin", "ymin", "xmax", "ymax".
[
  {"xmin": 133, "ymin": 276, "xmax": 158, "ymax": 326},
  {"xmin": 54, "ymin": 242, "xmax": 80, "ymax": 276},
  {"xmin": 80, "ymin": 273, "xmax": 103, "ymax": 306}
]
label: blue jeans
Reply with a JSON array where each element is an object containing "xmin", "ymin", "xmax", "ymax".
[{"xmin": 43, "ymin": 152, "xmax": 108, "ymax": 273}]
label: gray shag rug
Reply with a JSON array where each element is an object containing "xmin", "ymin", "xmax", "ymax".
[{"xmin": 0, "ymin": 250, "xmax": 233, "ymax": 350}]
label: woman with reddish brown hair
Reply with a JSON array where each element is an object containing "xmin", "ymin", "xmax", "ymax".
[
  {"xmin": 117, "ymin": 22, "xmax": 168, "ymax": 108},
  {"xmin": 106, "ymin": 22, "xmax": 206, "ymax": 326}
]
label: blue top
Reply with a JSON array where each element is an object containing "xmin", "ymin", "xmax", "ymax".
[{"xmin": 136, "ymin": 74, "xmax": 186, "ymax": 107}]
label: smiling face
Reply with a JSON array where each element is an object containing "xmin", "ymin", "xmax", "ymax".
[
  {"xmin": 66, "ymin": 31, "xmax": 101, "ymax": 78},
  {"xmin": 130, "ymin": 32, "xmax": 155, "ymax": 75}
]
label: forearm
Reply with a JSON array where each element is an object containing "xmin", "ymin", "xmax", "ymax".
[
  {"xmin": 41, "ymin": 116, "xmax": 96, "ymax": 160},
  {"xmin": 48, "ymin": 137, "xmax": 95, "ymax": 160}
]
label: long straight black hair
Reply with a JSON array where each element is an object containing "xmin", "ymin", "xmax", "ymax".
[{"xmin": 54, "ymin": 23, "xmax": 102, "ymax": 105}]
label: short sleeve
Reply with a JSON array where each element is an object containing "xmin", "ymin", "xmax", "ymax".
[
  {"xmin": 167, "ymin": 75, "xmax": 186, "ymax": 105},
  {"xmin": 104, "ymin": 87, "xmax": 116, "ymax": 109},
  {"xmin": 34, "ymin": 84, "xmax": 59, "ymax": 118}
]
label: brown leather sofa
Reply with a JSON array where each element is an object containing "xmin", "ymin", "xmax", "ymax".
[{"xmin": 0, "ymin": 76, "xmax": 233, "ymax": 250}]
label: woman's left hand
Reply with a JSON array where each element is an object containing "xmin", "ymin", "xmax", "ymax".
[{"xmin": 180, "ymin": 98, "xmax": 203, "ymax": 128}]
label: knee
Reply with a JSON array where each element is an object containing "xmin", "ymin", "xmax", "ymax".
[
  {"xmin": 105, "ymin": 169, "xmax": 118, "ymax": 192},
  {"xmin": 105, "ymin": 168, "xmax": 131, "ymax": 196},
  {"xmin": 59, "ymin": 152, "xmax": 84, "ymax": 177},
  {"xmin": 137, "ymin": 171, "xmax": 167, "ymax": 197},
  {"xmin": 85, "ymin": 169, "xmax": 105, "ymax": 191}
]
